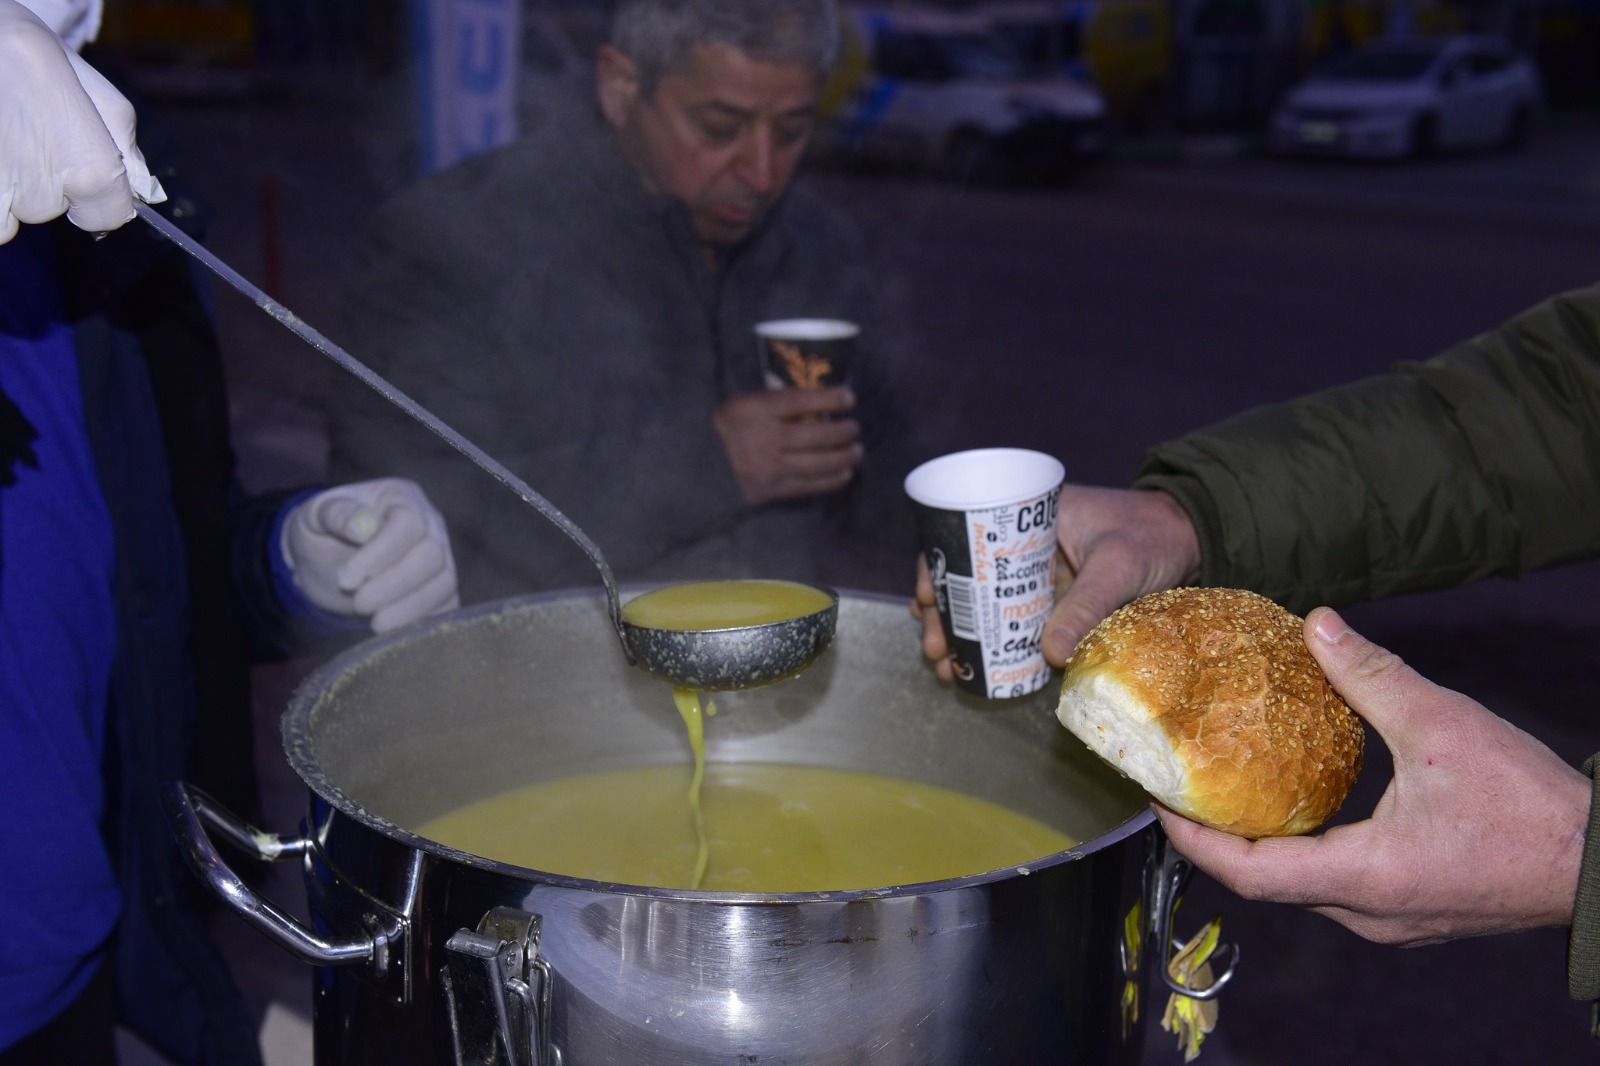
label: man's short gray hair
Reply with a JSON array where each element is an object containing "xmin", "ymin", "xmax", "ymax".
[{"xmin": 611, "ymin": 0, "xmax": 839, "ymax": 94}]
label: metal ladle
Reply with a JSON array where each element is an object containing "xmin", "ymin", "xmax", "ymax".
[{"xmin": 135, "ymin": 203, "xmax": 836, "ymax": 690}]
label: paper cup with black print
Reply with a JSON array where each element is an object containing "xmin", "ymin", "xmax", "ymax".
[
  {"xmin": 756, "ymin": 319, "xmax": 858, "ymax": 391},
  {"xmin": 905, "ymin": 448, "xmax": 1065, "ymax": 699}
]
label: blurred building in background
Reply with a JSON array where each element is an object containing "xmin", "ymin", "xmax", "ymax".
[
  {"xmin": 84, "ymin": 0, "xmax": 1600, "ymax": 164},
  {"xmin": 848, "ymin": 0, "xmax": 1599, "ymax": 128}
]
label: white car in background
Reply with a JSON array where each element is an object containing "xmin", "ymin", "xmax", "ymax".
[
  {"xmin": 819, "ymin": 7, "xmax": 1111, "ymax": 181},
  {"xmin": 1268, "ymin": 35, "xmax": 1544, "ymax": 159}
]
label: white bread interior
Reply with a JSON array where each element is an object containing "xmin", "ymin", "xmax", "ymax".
[
  {"xmin": 1056, "ymin": 587, "xmax": 1364, "ymax": 838},
  {"xmin": 1057, "ymin": 669, "xmax": 1188, "ymax": 809}
]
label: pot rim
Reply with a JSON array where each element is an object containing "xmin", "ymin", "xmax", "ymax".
[{"xmin": 283, "ymin": 587, "xmax": 1156, "ymax": 903}]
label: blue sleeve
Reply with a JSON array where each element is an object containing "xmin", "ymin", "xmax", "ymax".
[
  {"xmin": 266, "ymin": 488, "xmax": 368, "ymax": 640},
  {"xmin": 231, "ymin": 486, "xmax": 365, "ymax": 659}
]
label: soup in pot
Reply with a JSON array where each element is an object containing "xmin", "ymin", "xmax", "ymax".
[
  {"xmin": 417, "ymin": 761, "xmax": 1076, "ymax": 892},
  {"xmin": 419, "ymin": 583, "xmax": 1073, "ymax": 892}
]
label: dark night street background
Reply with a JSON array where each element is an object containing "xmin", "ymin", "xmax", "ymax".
[{"xmin": 134, "ymin": 55, "xmax": 1600, "ymax": 1065}]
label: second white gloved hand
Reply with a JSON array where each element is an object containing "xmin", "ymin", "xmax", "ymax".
[
  {"xmin": 281, "ymin": 478, "xmax": 460, "ymax": 634},
  {"xmin": 0, "ymin": 0, "xmax": 166, "ymax": 243}
]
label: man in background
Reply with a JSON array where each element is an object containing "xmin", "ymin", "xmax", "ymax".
[{"xmin": 329, "ymin": 0, "xmax": 928, "ymax": 603}]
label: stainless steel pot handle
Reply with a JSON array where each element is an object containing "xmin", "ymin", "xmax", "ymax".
[
  {"xmin": 162, "ymin": 781, "xmax": 378, "ymax": 969},
  {"xmin": 1150, "ymin": 829, "xmax": 1239, "ymax": 1001}
]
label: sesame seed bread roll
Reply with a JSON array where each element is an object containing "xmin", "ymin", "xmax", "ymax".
[{"xmin": 1056, "ymin": 587, "xmax": 1364, "ymax": 838}]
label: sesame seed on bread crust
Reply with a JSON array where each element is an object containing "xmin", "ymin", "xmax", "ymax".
[{"xmin": 1057, "ymin": 587, "xmax": 1364, "ymax": 838}]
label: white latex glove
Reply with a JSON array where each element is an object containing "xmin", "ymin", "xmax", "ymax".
[
  {"xmin": 22, "ymin": 0, "xmax": 102, "ymax": 50},
  {"xmin": 281, "ymin": 478, "xmax": 460, "ymax": 634},
  {"xmin": 1, "ymin": 0, "xmax": 166, "ymax": 243}
]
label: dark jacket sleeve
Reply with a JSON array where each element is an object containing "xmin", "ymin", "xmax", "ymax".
[
  {"xmin": 792, "ymin": 189, "xmax": 933, "ymax": 591},
  {"xmin": 60, "ymin": 208, "xmax": 268, "ymax": 1064},
  {"xmin": 108, "ymin": 234, "xmax": 307, "ymax": 660},
  {"xmin": 823, "ymin": 334, "xmax": 931, "ymax": 587},
  {"xmin": 1569, "ymin": 754, "xmax": 1600, "ymax": 1006},
  {"xmin": 1132, "ymin": 286, "xmax": 1600, "ymax": 614}
]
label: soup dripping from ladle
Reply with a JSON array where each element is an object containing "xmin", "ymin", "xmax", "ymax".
[{"xmin": 134, "ymin": 204, "xmax": 837, "ymax": 690}]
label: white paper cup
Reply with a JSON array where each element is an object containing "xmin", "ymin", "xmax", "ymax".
[
  {"xmin": 905, "ymin": 448, "xmax": 1065, "ymax": 699},
  {"xmin": 756, "ymin": 318, "xmax": 858, "ymax": 390}
]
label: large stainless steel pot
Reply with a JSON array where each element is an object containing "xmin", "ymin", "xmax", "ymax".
[{"xmin": 165, "ymin": 590, "xmax": 1232, "ymax": 1065}]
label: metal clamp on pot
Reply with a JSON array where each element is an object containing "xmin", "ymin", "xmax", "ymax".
[{"xmin": 441, "ymin": 907, "xmax": 555, "ymax": 1066}]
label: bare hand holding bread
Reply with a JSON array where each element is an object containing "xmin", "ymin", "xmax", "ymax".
[
  {"xmin": 1058, "ymin": 590, "xmax": 1588, "ymax": 945},
  {"xmin": 916, "ymin": 489, "xmax": 1591, "ymax": 945}
]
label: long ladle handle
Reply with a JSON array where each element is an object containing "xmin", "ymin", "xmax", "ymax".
[{"xmin": 133, "ymin": 202, "xmax": 632, "ymax": 659}]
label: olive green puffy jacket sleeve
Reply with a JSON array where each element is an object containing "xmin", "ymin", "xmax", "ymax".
[
  {"xmin": 1133, "ymin": 287, "xmax": 1600, "ymax": 1009},
  {"xmin": 1570, "ymin": 755, "xmax": 1600, "ymax": 1009},
  {"xmin": 1133, "ymin": 286, "xmax": 1600, "ymax": 615}
]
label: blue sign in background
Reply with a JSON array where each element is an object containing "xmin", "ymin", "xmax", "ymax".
[{"xmin": 412, "ymin": 0, "xmax": 520, "ymax": 174}]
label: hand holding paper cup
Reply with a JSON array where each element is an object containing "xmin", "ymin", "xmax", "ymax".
[
  {"xmin": 756, "ymin": 319, "xmax": 858, "ymax": 391},
  {"xmin": 905, "ymin": 448, "xmax": 1065, "ymax": 699}
]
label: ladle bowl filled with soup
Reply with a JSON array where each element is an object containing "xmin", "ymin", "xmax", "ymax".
[{"xmin": 167, "ymin": 590, "xmax": 1172, "ymax": 1065}]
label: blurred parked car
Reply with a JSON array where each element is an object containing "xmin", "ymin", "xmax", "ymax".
[
  {"xmin": 816, "ymin": 6, "xmax": 1111, "ymax": 181},
  {"xmin": 985, "ymin": 0, "xmax": 1173, "ymax": 133},
  {"xmin": 1268, "ymin": 35, "xmax": 1544, "ymax": 159}
]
